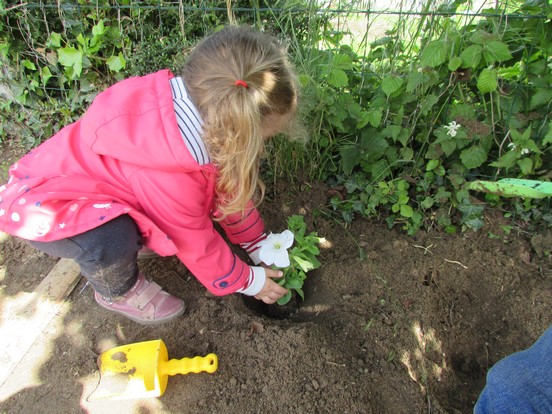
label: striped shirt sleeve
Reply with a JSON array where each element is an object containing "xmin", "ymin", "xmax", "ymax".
[{"xmin": 169, "ymin": 77, "xmax": 210, "ymax": 165}]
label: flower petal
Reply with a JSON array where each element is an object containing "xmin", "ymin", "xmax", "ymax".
[
  {"xmin": 257, "ymin": 230, "xmax": 294, "ymax": 268},
  {"xmin": 280, "ymin": 230, "xmax": 295, "ymax": 249},
  {"xmin": 259, "ymin": 243, "xmax": 277, "ymax": 262},
  {"xmin": 261, "ymin": 233, "xmax": 278, "ymax": 245},
  {"xmin": 272, "ymin": 251, "xmax": 291, "ymax": 268},
  {"xmin": 259, "ymin": 248, "xmax": 275, "ymax": 266}
]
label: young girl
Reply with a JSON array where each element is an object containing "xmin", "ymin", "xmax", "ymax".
[{"xmin": 0, "ymin": 25, "xmax": 298, "ymax": 325}]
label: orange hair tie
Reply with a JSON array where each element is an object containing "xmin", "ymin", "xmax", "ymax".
[{"xmin": 234, "ymin": 79, "xmax": 248, "ymax": 88}]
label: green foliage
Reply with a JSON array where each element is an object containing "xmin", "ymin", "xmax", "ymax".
[
  {"xmin": 277, "ymin": 215, "xmax": 324, "ymax": 305},
  {"xmin": 1, "ymin": 0, "xmax": 551, "ymax": 234},
  {"xmin": 294, "ymin": 0, "xmax": 552, "ymax": 233}
]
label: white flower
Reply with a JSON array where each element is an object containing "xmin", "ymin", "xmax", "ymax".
[
  {"xmin": 443, "ymin": 121, "xmax": 461, "ymax": 137},
  {"xmin": 508, "ymin": 142, "xmax": 530, "ymax": 155},
  {"xmin": 258, "ymin": 230, "xmax": 294, "ymax": 268}
]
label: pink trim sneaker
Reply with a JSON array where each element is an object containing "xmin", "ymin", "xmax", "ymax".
[{"xmin": 95, "ymin": 274, "xmax": 185, "ymax": 325}]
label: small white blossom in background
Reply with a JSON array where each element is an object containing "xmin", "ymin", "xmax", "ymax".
[
  {"xmin": 444, "ymin": 121, "xmax": 461, "ymax": 137},
  {"xmin": 258, "ymin": 230, "xmax": 294, "ymax": 268},
  {"xmin": 507, "ymin": 142, "xmax": 531, "ymax": 155}
]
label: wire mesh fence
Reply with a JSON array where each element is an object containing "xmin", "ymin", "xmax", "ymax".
[{"xmin": 1, "ymin": 0, "xmax": 551, "ymax": 229}]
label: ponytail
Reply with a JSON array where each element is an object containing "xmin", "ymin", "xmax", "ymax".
[{"xmin": 182, "ymin": 26, "xmax": 298, "ymax": 218}]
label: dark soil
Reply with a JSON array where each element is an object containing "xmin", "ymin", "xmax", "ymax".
[{"xmin": 0, "ymin": 178, "xmax": 551, "ymax": 414}]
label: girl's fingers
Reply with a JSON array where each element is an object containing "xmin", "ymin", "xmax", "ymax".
[{"xmin": 265, "ymin": 269, "xmax": 283, "ymax": 279}]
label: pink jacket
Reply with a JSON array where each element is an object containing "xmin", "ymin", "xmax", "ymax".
[{"xmin": 0, "ymin": 70, "xmax": 265, "ymax": 295}]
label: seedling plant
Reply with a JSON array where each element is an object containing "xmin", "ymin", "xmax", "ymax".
[{"xmin": 259, "ymin": 215, "xmax": 324, "ymax": 305}]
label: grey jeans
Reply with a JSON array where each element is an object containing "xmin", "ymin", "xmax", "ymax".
[{"xmin": 29, "ymin": 215, "xmax": 142, "ymax": 298}]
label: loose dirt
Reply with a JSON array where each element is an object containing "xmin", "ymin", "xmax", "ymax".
[{"xmin": 0, "ymin": 178, "xmax": 550, "ymax": 414}]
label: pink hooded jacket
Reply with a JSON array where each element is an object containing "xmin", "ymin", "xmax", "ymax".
[{"xmin": 0, "ymin": 70, "xmax": 265, "ymax": 296}]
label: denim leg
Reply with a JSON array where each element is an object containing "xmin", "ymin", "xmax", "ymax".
[
  {"xmin": 474, "ymin": 325, "xmax": 552, "ymax": 414},
  {"xmin": 29, "ymin": 214, "xmax": 142, "ymax": 298}
]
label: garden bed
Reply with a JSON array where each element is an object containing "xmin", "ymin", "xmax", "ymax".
[{"xmin": 0, "ymin": 180, "xmax": 550, "ymax": 413}]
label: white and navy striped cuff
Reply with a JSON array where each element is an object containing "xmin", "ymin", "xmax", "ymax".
[{"xmin": 240, "ymin": 232, "xmax": 267, "ymax": 265}]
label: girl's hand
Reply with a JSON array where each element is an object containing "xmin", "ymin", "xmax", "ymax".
[{"xmin": 254, "ymin": 268, "xmax": 288, "ymax": 304}]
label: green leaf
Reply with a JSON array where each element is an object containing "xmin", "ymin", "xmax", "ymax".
[
  {"xmin": 276, "ymin": 291, "xmax": 292, "ymax": 305},
  {"xmin": 477, "ymin": 68, "xmax": 497, "ymax": 93},
  {"xmin": 356, "ymin": 112, "xmax": 370, "ymax": 129},
  {"xmin": 450, "ymin": 103, "xmax": 476, "ymax": 120},
  {"xmin": 490, "ymin": 149, "xmax": 518, "ymax": 169},
  {"xmin": 92, "ymin": 19, "xmax": 106, "ymax": 37},
  {"xmin": 293, "ymin": 256, "xmax": 315, "ymax": 273},
  {"xmin": 0, "ymin": 42, "xmax": 9, "ymax": 59},
  {"xmin": 448, "ymin": 56, "xmax": 462, "ymax": 71},
  {"xmin": 441, "ymin": 138, "xmax": 457, "ymax": 156},
  {"xmin": 76, "ymin": 33, "xmax": 87, "ymax": 48},
  {"xmin": 523, "ymin": 139, "xmax": 542, "ymax": 154},
  {"xmin": 458, "ymin": 201, "xmax": 485, "ymax": 217},
  {"xmin": 298, "ymin": 74, "xmax": 311, "ymax": 88},
  {"xmin": 421, "ymin": 196, "xmax": 435, "ymax": 209},
  {"xmin": 420, "ymin": 94, "xmax": 439, "ymax": 115},
  {"xmin": 406, "ymin": 72, "xmax": 425, "ymax": 92},
  {"xmin": 327, "ymin": 68, "xmax": 348, "ymax": 88},
  {"xmin": 288, "ymin": 215, "xmax": 306, "ymax": 232},
  {"xmin": 435, "ymin": 187, "xmax": 452, "ymax": 202},
  {"xmin": 106, "ymin": 53, "xmax": 126, "ymax": 72},
  {"xmin": 470, "ymin": 30, "xmax": 494, "ymax": 45},
  {"xmin": 420, "ymin": 40, "xmax": 447, "ymax": 67},
  {"xmin": 340, "ymin": 145, "xmax": 361, "ymax": 175},
  {"xmin": 47, "ymin": 32, "xmax": 61, "ymax": 48},
  {"xmin": 400, "ymin": 147, "xmax": 414, "ymax": 160},
  {"xmin": 509, "ymin": 128, "xmax": 524, "ymax": 142},
  {"xmin": 426, "ymin": 159, "xmax": 439, "ymax": 171},
  {"xmin": 400, "ymin": 204, "xmax": 414, "ymax": 218},
  {"xmin": 58, "ymin": 47, "xmax": 83, "ymax": 77},
  {"xmin": 22, "ymin": 59, "xmax": 36, "ymax": 70},
  {"xmin": 381, "ymin": 75, "xmax": 404, "ymax": 96},
  {"xmin": 366, "ymin": 109, "xmax": 382, "ymax": 128},
  {"xmin": 397, "ymin": 180, "xmax": 408, "ymax": 191},
  {"xmin": 464, "ymin": 217, "xmax": 484, "ymax": 231},
  {"xmin": 360, "ymin": 132, "xmax": 389, "ymax": 160},
  {"xmin": 40, "ymin": 66, "xmax": 52, "ymax": 85},
  {"xmin": 396, "ymin": 129, "xmax": 410, "ymax": 147},
  {"xmin": 333, "ymin": 53, "xmax": 353, "ymax": 70},
  {"xmin": 382, "ymin": 125, "xmax": 402, "ymax": 141},
  {"xmin": 460, "ymin": 44, "xmax": 483, "ymax": 68},
  {"xmin": 371, "ymin": 159, "xmax": 390, "ymax": 180},
  {"xmin": 434, "ymin": 130, "xmax": 457, "ymax": 156},
  {"xmin": 460, "ymin": 145, "xmax": 488, "ymax": 169},
  {"xmin": 483, "ymin": 41, "xmax": 512, "ymax": 64},
  {"xmin": 398, "ymin": 193, "xmax": 409, "ymax": 205},
  {"xmin": 517, "ymin": 158, "xmax": 533, "ymax": 175},
  {"xmin": 285, "ymin": 278, "xmax": 304, "ymax": 290},
  {"xmin": 544, "ymin": 121, "xmax": 552, "ymax": 145},
  {"xmin": 530, "ymin": 88, "xmax": 552, "ymax": 110}
]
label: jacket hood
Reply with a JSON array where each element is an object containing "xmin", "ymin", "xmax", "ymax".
[{"xmin": 80, "ymin": 70, "xmax": 200, "ymax": 172}]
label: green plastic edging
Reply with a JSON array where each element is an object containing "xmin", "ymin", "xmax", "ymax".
[{"xmin": 467, "ymin": 179, "xmax": 552, "ymax": 199}]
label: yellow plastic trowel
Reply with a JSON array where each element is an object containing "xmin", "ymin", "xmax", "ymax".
[{"xmin": 89, "ymin": 339, "xmax": 218, "ymax": 400}]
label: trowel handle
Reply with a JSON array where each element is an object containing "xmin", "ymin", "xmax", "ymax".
[{"xmin": 164, "ymin": 353, "xmax": 218, "ymax": 376}]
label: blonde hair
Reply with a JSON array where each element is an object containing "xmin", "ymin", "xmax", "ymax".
[{"xmin": 181, "ymin": 26, "xmax": 298, "ymax": 219}]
